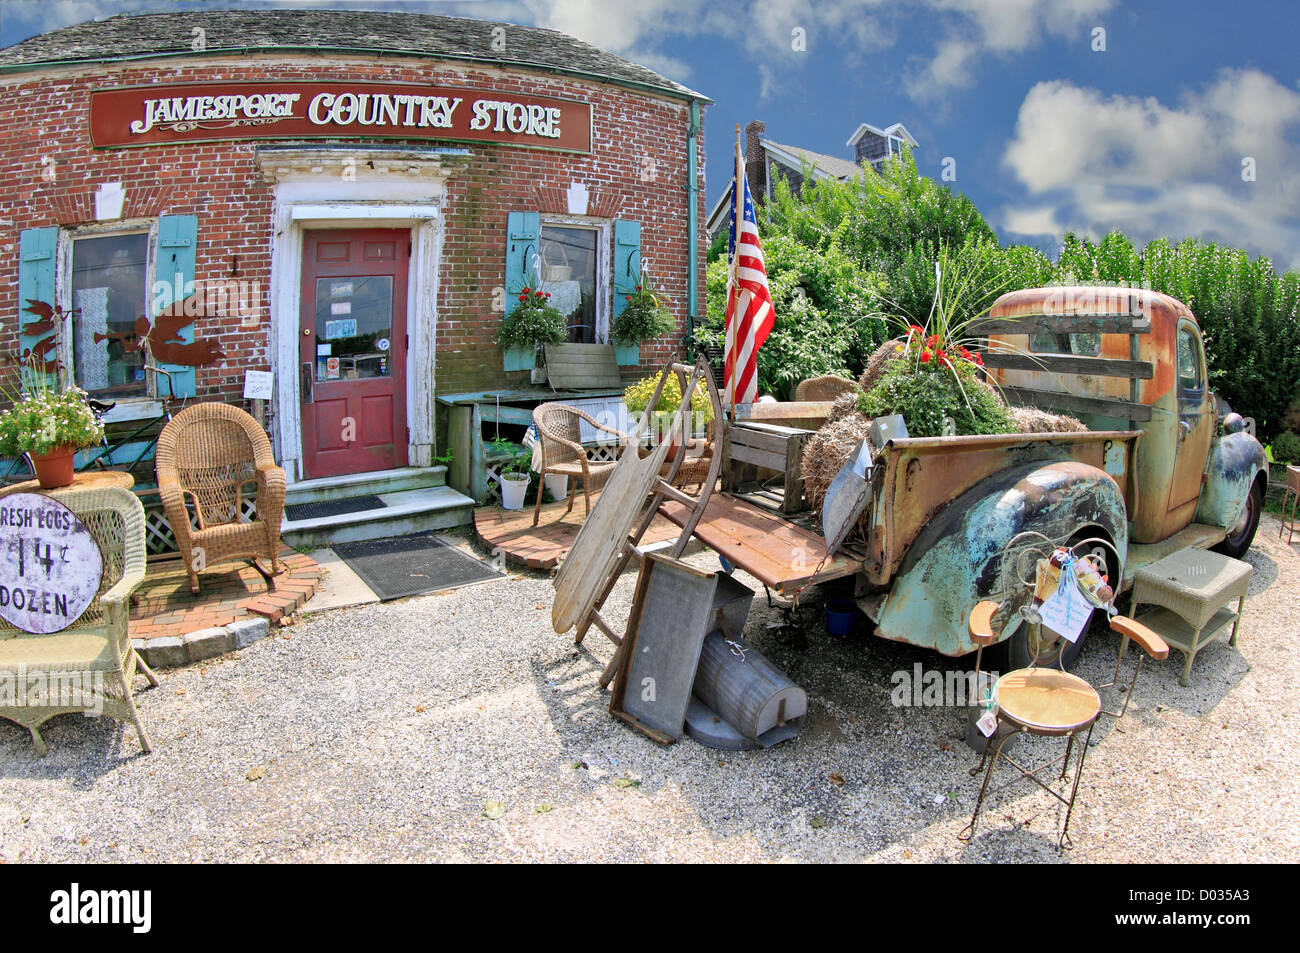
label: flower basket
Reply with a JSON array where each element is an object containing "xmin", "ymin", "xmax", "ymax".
[
  {"xmin": 614, "ymin": 343, "xmax": 640, "ymax": 366},
  {"xmin": 503, "ymin": 345, "xmax": 537, "ymax": 372}
]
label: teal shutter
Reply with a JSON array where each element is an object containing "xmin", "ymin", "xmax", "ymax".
[
  {"xmin": 153, "ymin": 214, "xmax": 199, "ymax": 398},
  {"xmin": 18, "ymin": 227, "xmax": 59, "ymax": 377},
  {"xmin": 612, "ymin": 219, "xmax": 641, "ymax": 321},
  {"xmin": 504, "ymin": 211, "xmax": 540, "ymax": 317}
]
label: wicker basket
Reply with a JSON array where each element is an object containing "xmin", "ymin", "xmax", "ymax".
[{"xmin": 541, "ymin": 241, "xmax": 571, "ymax": 282}]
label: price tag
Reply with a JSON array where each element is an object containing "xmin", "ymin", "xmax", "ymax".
[
  {"xmin": 243, "ymin": 370, "xmax": 273, "ymax": 401},
  {"xmin": 1038, "ymin": 575, "xmax": 1094, "ymax": 644}
]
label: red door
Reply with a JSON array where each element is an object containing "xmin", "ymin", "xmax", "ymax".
[{"xmin": 300, "ymin": 229, "xmax": 409, "ymax": 478}]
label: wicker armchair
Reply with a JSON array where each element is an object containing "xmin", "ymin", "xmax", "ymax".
[
  {"xmin": 795, "ymin": 374, "xmax": 857, "ymax": 402},
  {"xmin": 532, "ymin": 402, "xmax": 627, "ymax": 526},
  {"xmin": 0, "ymin": 485, "xmax": 159, "ymax": 755},
  {"xmin": 156, "ymin": 403, "xmax": 287, "ymax": 594}
]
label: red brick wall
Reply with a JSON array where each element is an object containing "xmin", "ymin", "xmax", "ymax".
[{"xmin": 0, "ymin": 54, "xmax": 708, "ymax": 406}]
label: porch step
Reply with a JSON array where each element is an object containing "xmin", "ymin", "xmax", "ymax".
[
  {"xmin": 281, "ymin": 484, "xmax": 474, "ymax": 548},
  {"xmin": 285, "ymin": 465, "xmax": 447, "ymax": 506}
]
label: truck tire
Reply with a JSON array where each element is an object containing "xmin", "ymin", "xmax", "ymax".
[{"xmin": 1212, "ymin": 480, "xmax": 1262, "ymax": 559}]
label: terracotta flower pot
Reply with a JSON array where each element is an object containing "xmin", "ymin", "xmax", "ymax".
[{"xmin": 31, "ymin": 445, "xmax": 76, "ymax": 489}]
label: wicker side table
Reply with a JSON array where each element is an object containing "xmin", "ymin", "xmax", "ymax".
[{"xmin": 1130, "ymin": 547, "xmax": 1252, "ymax": 686}]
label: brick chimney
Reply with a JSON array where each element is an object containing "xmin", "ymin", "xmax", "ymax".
[{"xmin": 744, "ymin": 120, "xmax": 766, "ymax": 198}]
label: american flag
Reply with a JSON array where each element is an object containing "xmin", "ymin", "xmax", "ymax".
[{"xmin": 723, "ymin": 147, "xmax": 775, "ymax": 407}]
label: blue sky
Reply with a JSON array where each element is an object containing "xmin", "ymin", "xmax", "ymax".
[{"xmin": 5, "ymin": 0, "xmax": 1299, "ymax": 267}]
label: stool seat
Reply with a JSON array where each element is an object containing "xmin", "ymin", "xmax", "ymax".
[{"xmin": 995, "ymin": 669, "xmax": 1100, "ymax": 735}]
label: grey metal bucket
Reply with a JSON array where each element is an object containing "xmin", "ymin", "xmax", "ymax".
[{"xmin": 693, "ymin": 631, "xmax": 806, "ymax": 747}]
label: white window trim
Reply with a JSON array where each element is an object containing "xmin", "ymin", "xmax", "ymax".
[
  {"xmin": 55, "ymin": 220, "xmax": 163, "ymax": 421},
  {"xmin": 539, "ymin": 214, "xmax": 611, "ymax": 344}
]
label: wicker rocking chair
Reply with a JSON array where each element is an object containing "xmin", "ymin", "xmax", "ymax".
[
  {"xmin": 0, "ymin": 485, "xmax": 159, "ymax": 755},
  {"xmin": 156, "ymin": 403, "xmax": 287, "ymax": 594},
  {"xmin": 532, "ymin": 402, "xmax": 628, "ymax": 526}
]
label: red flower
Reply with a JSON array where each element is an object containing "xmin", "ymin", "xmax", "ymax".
[
  {"xmin": 635, "ymin": 285, "xmax": 642, "ymax": 292},
  {"xmin": 920, "ymin": 351, "xmax": 932, "ymax": 364},
  {"xmin": 625, "ymin": 295, "xmax": 631, "ymax": 302},
  {"xmin": 544, "ymin": 292, "xmax": 551, "ymax": 298},
  {"xmin": 517, "ymin": 294, "xmax": 527, "ymax": 303},
  {"xmin": 927, "ymin": 334, "xmax": 939, "ymax": 349},
  {"xmin": 521, "ymin": 286, "xmax": 531, "ymax": 294},
  {"xmin": 974, "ymin": 353, "xmax": 984, "ymax": 366},
  {"xmin": 909, "ymin": 324, "xmax": 923, "ymax": 334},
  {"xmin": 959, "ymin": 346, "xmax": 971, "ymax": 359}
]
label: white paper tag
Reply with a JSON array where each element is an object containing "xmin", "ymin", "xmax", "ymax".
[
  {"xmin": 977, "ymin": 710, "xmax": 999, "ymax": 738},
  {"xmin": 242, "ymin": 370, "xmax": 273, "ymax": 401},
  {"xmin": 1038, "ymin": 577, "xmax": 1094, "ymax": 644}
]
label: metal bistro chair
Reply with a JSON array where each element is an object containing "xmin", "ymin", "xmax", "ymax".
[
  {"xmin": 1280, "ymin": 465, "xmax": 1300, "ymax": 546},
  {"xmin": 156, "ymin": 403, "xmax": 287, "ymax": 594},
  {"xmin": 958, "ymin": 535, "xmax": 1169, "ymax": 850},
  {"xmin": 532, "ymin": 402, "xmax": 628, "ymax": 526}
]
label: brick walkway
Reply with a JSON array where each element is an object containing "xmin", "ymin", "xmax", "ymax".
[
  {"xmin": 129, "ymin": 547, "xmax": 323, "ymax": 641},
  {"xmin": 474, "ymin": 490, "xmax": 684, "ymax": 570}
]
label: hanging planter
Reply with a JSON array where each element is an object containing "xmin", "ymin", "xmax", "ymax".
[
  {"xmin": 30, "ymin": 445, "xmax": 76, "ymax": 489},
  {"xmin": 614, "ymin": 343, "xmax": 640, "ymax": 366},
  {"xmin": 611, "ymin": 275, "xmax": 672, "ymax": 369},
  {"xmin": 502, "ymin": 346, "xmax": 536, "ymax": 372},
  {"xmin": 498, "ymin": 286, "xmax": 566, "ymax": 374}
]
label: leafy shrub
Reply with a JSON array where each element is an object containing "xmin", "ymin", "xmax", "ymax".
[
  {"xmin": 623, "ymin": 372, "xmax": 713, "ymax": 420},
  {"xmin": 1271, "ymin": 430, "xmax": 1300, "ymax": 465},
  {"xmin": 859, "ymin": 352, "xmax": 1015, "ymax": 438}
]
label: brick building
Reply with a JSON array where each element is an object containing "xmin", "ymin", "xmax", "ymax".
[{"xmin": 0, "ymin": 9, "xmax": 709, "ymax": 494}]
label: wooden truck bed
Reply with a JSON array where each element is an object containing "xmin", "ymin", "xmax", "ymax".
[{"xmin": 659, "ymin": 493, "xmax": 863, "ymax": 595}]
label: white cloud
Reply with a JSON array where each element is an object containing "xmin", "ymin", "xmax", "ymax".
[
  {"xmin": 904, "ymin": 0, "xmax": 1114, "ymax": 100},
  {"xmin": 999, "ymin": 70, "xmax": 1300, "ymax": 269}
]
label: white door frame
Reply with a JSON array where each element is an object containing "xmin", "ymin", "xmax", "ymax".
[{"xmin": 260, "ymin": 151, "xmax": 461, "ymax": 483}]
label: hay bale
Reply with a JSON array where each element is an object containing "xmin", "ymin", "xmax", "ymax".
[
  {"xmin": 1009, "ymin": 406, "xmax": 1088, "ymax": 433},
  {"xmin": 801, "ymin": 412, "xmax": 873, "ymax": 513},
  {"xmin": 826, "ymin": 389, "xmax": 861, "ymax": 424},
  {"xmin": 858, "ymin": 338, "xmax": 906, "ymax": 392}
]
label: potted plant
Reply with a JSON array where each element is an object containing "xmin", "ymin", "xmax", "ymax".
[
  {"xmin": 623, "ymin": 372, "xmax": 714, "ymax": 462},
  {"xmin": 611, "ymin": 278, "xmax": 674, "ymax": 366},
  {"xmin": 498, "ymin": 286, "xmax": 567, "ymax": 373},
  {"xmin": 490, "ymin": 437, "xmax": 532, "ymax": 510},
  {"xmin": 0, "ymin": 359, "xmax": 104, "ymax": 489}
]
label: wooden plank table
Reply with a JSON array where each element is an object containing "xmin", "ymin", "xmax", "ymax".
[{"xmin": 659, "ymin": 493, "xmax": 863, "ymax": 595}]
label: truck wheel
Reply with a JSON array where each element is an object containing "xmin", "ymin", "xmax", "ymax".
[
  {"xmin": 986, "ymin": 612, "xmax": 1087, "ymax": 674},
  {"xmin": 1212, "ymin": 481, "xmax": 1261, "ymax": 559}
]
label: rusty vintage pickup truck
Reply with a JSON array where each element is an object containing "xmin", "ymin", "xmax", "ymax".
[{"xmin": 843, "ymin": 285, "xmax": 1267, "ymax": 668}]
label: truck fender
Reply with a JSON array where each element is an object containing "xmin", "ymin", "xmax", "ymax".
[
  {"xmin": 1195, "ymin": 430, "xmax": 1268, "ymax": 530},
  {"xmin": 869, "ymin": 461, "xmax": 1129, "ymax": 657}
]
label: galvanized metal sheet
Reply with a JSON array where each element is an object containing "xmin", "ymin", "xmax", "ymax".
[{"xmin": 822, "ymin": 438, "xmax": 874, "ymax": 555}]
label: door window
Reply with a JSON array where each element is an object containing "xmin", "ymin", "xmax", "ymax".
[
  {"xmin": 70, "ymin": 232, "xmax": 149, "ymax": 397},
  {"xmin": 1177, "ymin": 325, "xmax": 1204, "ymax": 392},
  {"xmin": 538, "ymin": 225, "xmax": 598, "ymax": 343},
  {"xmin": 313, "ymin": 275, "xmax": 393, "ymax": 381}
]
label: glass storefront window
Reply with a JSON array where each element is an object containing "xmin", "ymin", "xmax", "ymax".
[{"xmin": 70, "ymin": 232, "xmax": 149, "ymax": 397}]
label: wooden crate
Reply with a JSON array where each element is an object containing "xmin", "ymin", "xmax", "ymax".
[{"xmin": 722, "ymin": 420, "xmax": 809, "ymax": 514}]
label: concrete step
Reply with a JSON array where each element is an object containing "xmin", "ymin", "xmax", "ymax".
[
  {"xmin": 281, "ymin": 484, "xmax": 474, "ymax": 548},
  {"xmin": 285, "ymin": 466, "xmax": 447, "ymax": 506}
]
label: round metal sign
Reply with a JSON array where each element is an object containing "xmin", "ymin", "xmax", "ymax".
[{"xmin": 0, "ymin": 493, "xmax": 104, "ymax": 634}]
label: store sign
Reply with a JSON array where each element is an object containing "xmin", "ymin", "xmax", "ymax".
[
  {"xmin": 89, "ymin": 81, "xmax": 592, "ymax": 153},
  {"xmin": 0, "ymin": 494, "xmax": 104, "ymax": 635}
]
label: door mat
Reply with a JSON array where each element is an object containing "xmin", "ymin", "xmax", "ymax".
[
  {"xmin": 286, "ymin": 495, "xmax": 386, "ymax": 522},
  {"xmin": 332, "ymin": 533, "xmax": 503, "ymax": 601}
]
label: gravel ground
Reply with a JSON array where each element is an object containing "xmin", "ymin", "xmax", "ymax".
[{"xmin": 1, "ymin": 517, "xmax": 1297, "ymax": 863}]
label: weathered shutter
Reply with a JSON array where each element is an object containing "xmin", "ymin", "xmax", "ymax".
[
  {"xmin": 612, "ymin": 219, "xmax": 642, "ymax": 320},
  {"xmin": 152, "ymin": 214, "xmax": 199, "ymax": 397},
  {"xmin": 18, "ymin": 227, "xmax": 59, "ymax": 377},
  {"xmin": 504, "ymin": 211, "xmax": 540, "ymax": 317}
]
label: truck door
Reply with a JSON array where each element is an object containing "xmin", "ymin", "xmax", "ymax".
[{"xmin": 1166, "ymin": 321, "xmax": 1215, "ymax": 527}]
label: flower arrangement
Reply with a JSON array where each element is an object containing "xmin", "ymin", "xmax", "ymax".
[
  {"xmin": 0, "ymin": 358, "xmax": 104, "ymax": 459},
  {"xmin": 496, "ymin": 287, "xmax": 567, "ymax": 350},
  {"xmin": 611, "ymin": 279, "xmax": 674, "ymax": 346},
  {"xmin": 858, "ymin": 328, "xmax": 1014, "ymax": 437}
]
